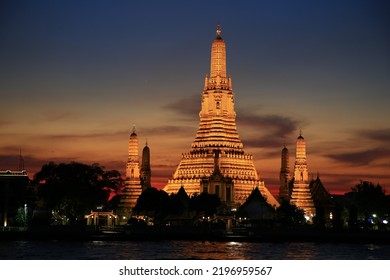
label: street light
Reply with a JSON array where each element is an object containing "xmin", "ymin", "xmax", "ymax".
[{"xmin": 24, "ymin": 204, "xmax": 27, "ymax": 226}]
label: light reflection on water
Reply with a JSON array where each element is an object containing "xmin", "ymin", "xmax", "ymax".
[{"xmin": 0, "ymin": 240, "xmax": 389, "ymax": 260}]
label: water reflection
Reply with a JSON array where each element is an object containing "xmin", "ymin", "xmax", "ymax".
[
  {"xmin": 285, "ymin": 243, "xmax": 317, "ymax": 259},
  {"xmin": 1, "ymin": 240, "xmax": 390, "ymax": 260}
]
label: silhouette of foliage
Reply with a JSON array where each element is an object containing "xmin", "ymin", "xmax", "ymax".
[
  {"xmin": 34, "ymin": 161, "xmax": 122, "ymax": 223},
  {"xmin": 133, "ymin": 187, "xmax": 170, "ymax": 220},
  {"xmin": 351, "ymin": 180, "xmax": 389, "ymax": 219},
  {"xmin": 276, "ymin": 200, "xmax": 306, "ymax": 226},
  {"xmin": 190, "ymin": 192, "xmax": 221, "ymax": 216}
]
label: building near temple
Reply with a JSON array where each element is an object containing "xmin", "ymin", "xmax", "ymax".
[
  {"xmin": 310, "ymin": 175, "xmax": 335, "ymax": 223},
  {"xmin": 200, "ymin": 149, "xmax": 234, "ymax": 206},
  {"xmin": 117, "ymin": 126, "xmax": 151, "ymax": 222},
  {"xmin": 85, "ymin": 209, "xmax": 118, "ymax": 228},
  {"xmin": 237, "ymin": 188, "xmax": 276, "ymax": 221},
  {"xmin": 0, "ymin": 170, "xmax": 29, "ymax": 227},
  {"xmin": 163, "ymin": 25, "xmax": 278, "ymax": 208}
]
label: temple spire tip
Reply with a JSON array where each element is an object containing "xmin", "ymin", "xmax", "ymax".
[{"xmin": 216, "ymin": 24, "xmax": 221, "ymax": 38}]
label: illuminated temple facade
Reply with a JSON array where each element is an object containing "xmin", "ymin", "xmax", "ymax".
[
  {"xmin": 117, "ymin": 127, "xmax": 151, "ymax": 222},
  {"xmin": 163, "ymin": 26, "xmax": 279, "ymax": 207},
  {"xmin": 290, "ymin": 133, "xmax": 316, "ymax": 218}
]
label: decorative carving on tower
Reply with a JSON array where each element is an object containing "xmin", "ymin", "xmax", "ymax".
[
  {"xmin": 279, "ymin": 146, "xmax": 291, "ymax": 202},
  {"xmin": 200, "ymin": 149, "xmax": 234, "ymax": 206},
  {"xmin": 163, "ymin": 25, "xmax": 279, "ymax": 207},
  {"xmin": 117, "ymin": 126, "xmax": 143, "ymax": 223},
  {"xmin": 290, "ymin": 132, "xmax": 316, "ymax": 219}
]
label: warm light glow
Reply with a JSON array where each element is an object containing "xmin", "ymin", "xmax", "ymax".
[
  {"xmin": 291, "ymin": 134, "xmax": 315, "ymax": 220},
  {"xmin": 163, "ymin": 26, "xmax": 279, "ymax": 207},
  {"xmin": 1, "ymin": 3, "xmax": 389, "ymax": 201}
]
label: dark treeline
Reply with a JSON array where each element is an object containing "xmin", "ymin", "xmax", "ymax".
[
  {"xmin": 27, "ymin": 162, "xmax": 122, "ymax": 225},
  {"xmin": 1, "ymin": 161, "xmax": 390, "ymax": 232},
  {"xmin": 35, "ymin": 162, "xmax": 123, "ymax": 224}
]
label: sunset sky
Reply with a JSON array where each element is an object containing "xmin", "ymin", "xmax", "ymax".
[{"xmin": 1, "ymin": 0, "xmax": 389, "ymax": 196}]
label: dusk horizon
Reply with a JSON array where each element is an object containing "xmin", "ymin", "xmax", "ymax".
[{"xmin": 1, "ymin": 0, "xmax": 389, "ymax": 197}]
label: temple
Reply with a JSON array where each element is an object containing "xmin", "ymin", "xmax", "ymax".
[
  {"xmin": 117, "ymin": 126, "xmax": 143, "ymax": 222},
  {"xmin": 290, "ymin": 132, "xmax": 316, "ymax": 219},
  {"xmin": 140, "ymin": 141, "xmax": 152, "ymax": 190},
  {"xmin": 164, "ymin": 25, "xmax": 279, "ymax": 207},
  {"xmin": 279, "ymin": 146, "xmax": 291, "ymax": 202}
]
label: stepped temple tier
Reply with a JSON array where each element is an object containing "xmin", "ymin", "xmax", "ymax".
[{"xmin": 163, "ymin": 25, "xmax": 279, "ymax": 207}]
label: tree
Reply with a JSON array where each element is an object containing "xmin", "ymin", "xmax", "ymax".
[
  {"xmin": 351, "ymin": 180, "xmax": 389, "ymax": 220},
  {"xmin": 276, "ymin": 201, "xmax": 306, "ymax": 226},
  {"xmin": 133, "ymin": 187, "xmax": 170, "ymax": 223},
  {"xmin": 190, "ymin": 192, "xmax": 221, "ymax": 216},
  {"xmin": 33, "ymin": 162, "xmax": 123, "ymax": 223}
]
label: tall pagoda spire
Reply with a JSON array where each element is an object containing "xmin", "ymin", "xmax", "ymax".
[
  {"xmin": 290, "ymin": 132, "xmax": 316, "ymax": 220},
  {"xmin": 216, "ymin": 24, "xmax": 222, "ymax": 38},
  {"xmin": 279, "ymin": 145, "xmax": 291, "ymax": 202},
  {"xmin": 210, "ymin": 24, "xmax": 226, "ymax": 79},
  {"xmin": 140, "ymin": 141, "xmax": 152, "ymax": 190},
  {"xmin": 164, "ymin": 26, "xmax": 279, "ymax": 207},
  {"xmin": 128, "ymin": 125, "xmax": 139, "ymax": 161},
  {"xmin": 117, "ymin": 125, "xmax": 143, "ymax": 223}
]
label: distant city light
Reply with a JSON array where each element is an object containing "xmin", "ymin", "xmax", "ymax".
[{"xmin": 383, "ymin": 220, "xmax": 388, "ymax": 225}]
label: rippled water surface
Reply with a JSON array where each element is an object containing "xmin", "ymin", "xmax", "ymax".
[{"xmin": 1, "ymin": 240, "xmax": 390, "ymax": 259}]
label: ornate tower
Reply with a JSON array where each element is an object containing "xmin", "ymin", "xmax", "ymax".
[
  {"xmin": 163, "ymin": 25, "xmax": 279, "ymax": 207},
  {"xmin": 279, "ymin": 146, "xmax": 291, "ymax": 202},
  {"xmin": 290, "ymin": 132, "xmax": 316, "ymax": 219},
  {"xmin": 140, "ymin": 142, "xmax": 152, "ymax": 190},
  {"xmin": 200, "ymin": 149, "xmax": 234, "ymax": 206},
  {"xmin": 117, "ymin": 126, "xmax": 143, "ymax": 222}
]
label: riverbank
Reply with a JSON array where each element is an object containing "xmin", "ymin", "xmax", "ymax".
[{"xmin": 1, "ymin": 226, "xmax": 390, "ymax": 244}]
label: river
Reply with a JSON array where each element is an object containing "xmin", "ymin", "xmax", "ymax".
[{"xmin": 1, "ymin": 240, "xmax": 389, "ymax": 259}]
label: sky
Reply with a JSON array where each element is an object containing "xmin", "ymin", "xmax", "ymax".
[{"xmin": 1, "ymin": 0, "xmax": 389, "ymax": 196}]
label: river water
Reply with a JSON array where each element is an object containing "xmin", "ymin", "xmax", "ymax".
[{"xmin": 1, "ymin": 240, "xmax": 390, "ymax": 259}]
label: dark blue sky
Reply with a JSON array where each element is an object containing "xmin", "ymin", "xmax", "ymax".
[{"xmin": 1, "ymin": 0, "xmax": 389, "ymax": 194}]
